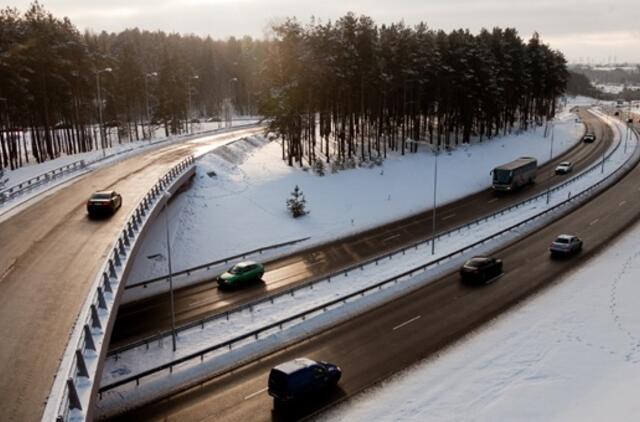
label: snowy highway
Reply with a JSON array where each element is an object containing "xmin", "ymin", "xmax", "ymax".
[
  {"xmin": 107, "ymin": 113, "xmax": 640, "ymax": 420},
  {"xmin": 110, "ymin": 108, "xmax": 610, "ymax": 348}
]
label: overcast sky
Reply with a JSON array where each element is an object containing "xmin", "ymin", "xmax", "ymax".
[{"xmin": 8, "ymin": 0, "xmax": 640, "ymax": 62}]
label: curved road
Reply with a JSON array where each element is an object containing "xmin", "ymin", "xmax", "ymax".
[
  {"xmin": 0, "ymin": 126, "xmax": 262, "ymax": 422},
  {"xmin": 114, "ymin": 118, "xmax": 640, "ymax": 421},
  {"xmin": 111, "ymin": 109, "xmax": 611, "ymax": 348}
]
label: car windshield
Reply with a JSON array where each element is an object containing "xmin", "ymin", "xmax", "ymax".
[
  {"xmin": 229, "ymin": 265, "xmax": 244, "ymax": 274},
  {"xmin": 560, "ymin": 162, "xmax": 570, "ymax": 166},
  {"xmin": 555, "ymin": 238, "xmax": 570, "ymax": 244},
  {"xmin": 91, "ymin": 193, "xmax": 112, "ymax": 200},
  {"xmin": 466, "ymin": 258, "xmax": 487, "ymax": 267},
  {"xmin": 493, "ymin": 169, "xmax": 512, "ymax": 184}
]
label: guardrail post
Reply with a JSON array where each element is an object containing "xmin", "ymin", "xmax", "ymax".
[
  {"xmin": 90, "ymin": 304, "xmax": 102, "ymax": 330},
  {"xmin": 83, "ymin": 325, "xmax": 96, "ymax": 351},
  {"xmin": 103, "ymin": 272, "xmax": 112, "ymax": 293},
  {"xmin": 97, "ymin": 287, "xmax": 107, "ymax": 310},
  {"xmin": 75, "ymin": 349, "xmax": 90, "ymax": 378},
  {"xmin": 66, "ymin": 378, "xmax": 83, "ymax": 410},
  {"xmin": 108, "ymin": 259, "xmax": 117, "ymax": 278},
  {"xmin": 123, "ymin": 230, "xmax": 130, "ymax": 247},
  {"xmin": 113, "ymin": 249, "xmax": 122, "ymax": 267},
  {"xmin": 127, "ymin": 221, "xmax": 134, "ymax": 238},
  {"xmin": 118, "ymin": 238, "xmax": 126, "ymax": 255}
]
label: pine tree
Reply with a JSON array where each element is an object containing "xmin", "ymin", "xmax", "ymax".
[{"xmin": 286, "ymin": 185, "xmax": 308, "ymax": 217}]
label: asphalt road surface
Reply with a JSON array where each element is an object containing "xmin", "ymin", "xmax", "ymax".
[
  {"xmin": 114, "ymin": 119, "xmax": 640, "ymax": 421},
  {"xmin": 111, "ymin": 109, "xmax": 611, "ymax": 348},
  {"xmin": 0, "ymin": 126, "xmax": 262, "ymax": 422}
]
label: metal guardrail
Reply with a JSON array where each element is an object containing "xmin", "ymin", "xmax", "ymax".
[
  {"xmin": 99, "ymin": 113, "xmax": 636, "ymax": 395},
  {"xmin": 45, "ymin": 156, "xmax": 196, "ymax": 422},
  {"xmin": 126, "ymin": 237, "xmax": 311, "ymax": 290},
  {"xmin": 106, "ymin": 110, "xmax": 623, "ymax": 357},
  {"xmin": 0, "ymin": 160, "xmax": 86, "ymax": 205}
]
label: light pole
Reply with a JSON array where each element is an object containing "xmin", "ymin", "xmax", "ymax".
[
  {"xmin": 546, "ymin": 120, "xmax": 555, "ymax": 204},
  {"xmin": 95, "ymin": 67, "xmax": 112, "ymax": 156},
  {"xmin": 187, "ymin": 75, "xmax": 199, "ymax": 133},
  {"xmin": 406, "ymin": 138, "xmax": 439, "ymax": 255},
  {"xmin": 226, "ymin": 77, "xmax": 238, "ymax": 128},
  {"xmin": 144, "ymin": 72, "xmax": 158, "ymax": 140},
  {"xmin": 163, "ymin": 191, "xmax": 177, "ymax": 352}
]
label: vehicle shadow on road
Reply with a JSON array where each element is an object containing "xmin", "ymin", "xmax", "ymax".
[{"xmin": 270, "ymin": 387, "xmax": 348, "ymax": 421}]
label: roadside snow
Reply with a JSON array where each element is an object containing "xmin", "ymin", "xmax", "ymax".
[
  {"xmin": 128, "ymin": 112, "xmax": 584, "ymax": 284},
  {"xmin": 320, "ymin": 193, "xmax": 640, "ymax": 422}
]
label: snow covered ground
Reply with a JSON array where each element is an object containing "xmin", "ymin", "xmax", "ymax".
[
  {"xmin": 128, "ymin": 111, "xmax": 584, "ymax": 284},
  {"xmin": 320, "ymin": 198, "xmax": 640, "ymax": 422},
  {"xmin": 97, "ymin": 110, "xmax": 637, "ymax": 418}
]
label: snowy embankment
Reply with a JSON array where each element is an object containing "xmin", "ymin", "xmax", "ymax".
[
  {"xmin": 127, "ymin": 110, "xmax": 583, "ymax": 288},
  {"xmin": 320, "ymin": 183, "xmax": 640, "ymax": 422},
  {"xmin": 0, "ymin": 119, "xmax": 260, "ymax": 219},
  {"xmin": 96, "ymin": 110, "xmax": 636, "ymax": 417}
]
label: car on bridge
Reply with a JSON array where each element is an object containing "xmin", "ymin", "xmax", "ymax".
[
  {"xmin": 217, "ymin": 260, "xmax": 265, "ymax": 288},
  {"xmin": 549, "ymin": 234, "xmax": 583, "ymax": 257},
  {"xmin": 460, "ymin": 256, "xmax": 503, "ymax": 284},
  {"xmin": 87, "ymin": 190, "xmax": 122, "ymax": 218},
  {"xmin": 555, "ymin": 161, "xmax": 574, "ymax": 175},
  {"xmin": 582, "ymin": 133, "xmax": 596, "ymax": 143},
  {"xmin": 268, "ymin": 358, "xmax": 342, "ymax": 407}
]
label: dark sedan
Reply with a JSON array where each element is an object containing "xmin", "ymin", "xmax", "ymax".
[
  {"xmin": 87, "ymin": 190, "xmax": 122, "ymax": 218},
  {"xmin": 460, "ymin": 256, "xmax": 503, "ymax": 284}
]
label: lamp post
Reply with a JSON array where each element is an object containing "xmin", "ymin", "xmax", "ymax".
[
  {"xmin": 226, "ymin": 77, "xmax": 238, "ymax": 128},
  {"xmin": 187, "ymin": 75, "xmax": 199, "ymax": 133},
  {"xmin": 144, "ymin": 72, "xmax": 158, "ymax": 140},
  {"xmin": 95, "ymin": 67, "xmax": 112, "ymax": 156},
  {"xmin": 406, "ymin": 138, "xmax": 439, "ymax": 255},
  {"xmin": 163, "ymin": 191, "xmax": 177, "ymax": 352},
  {"xmin": 546, "ymin": 120, "xmax": 555, "ymax": 205}
]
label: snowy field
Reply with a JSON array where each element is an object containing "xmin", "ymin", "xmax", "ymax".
[
  {"xmin": 128, "ymin": 111, "xmax": 584, "ymax": 284},
  {"xmin": 320, "ymin": 202, "xmax": 640, "ymax": 422}
]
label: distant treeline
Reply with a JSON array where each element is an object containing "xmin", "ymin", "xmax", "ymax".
[
  {"xmin": 260, "ymin": 14, "xmax": 569, "ymax": 167},
  {"xmin": 568, "ymin": 67, "xmax": 640, "ymax": 101},
  {"xmin": 0, "ymin": 2, "xmax": 265, "ymax": 170}
]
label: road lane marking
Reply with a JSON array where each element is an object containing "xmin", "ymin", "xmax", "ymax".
[
  {"xmin": 590, "ymin": 218, "xmax": 599, "ymax": 226},
  {"xmin": 619, "ymin": 200, "xmax": 627, "ymax": 207},
  {"xmin": 442, "ymin": 213, "xmax": 456, "ymax": 221},
  {"xmin": 382, "ymin": 234, "xmax": 401, "ymax": 242},
  {"xmin": 488, "ymin": 198, "xmax": 498, "ymax": 203},
  {"xmin": 393, "ymin": 315, "xmax": 421, "ymax": 331},
  {"xmin": 244, "ymin": 387, "xmax": 268, "ymax": 400}
]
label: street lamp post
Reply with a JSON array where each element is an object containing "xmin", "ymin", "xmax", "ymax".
[
  {"xmin": 163, "ymin": 191, "xmax": 177, "ymax": 352},
  {"xmin": 406, "ymin": 138, "xmax": 439, "ymax": 255},
  {"xmin": 95, "ymin": 67, "xmax": 112, "ymax": 157},
  {"xmin": 546, "ymin": 120, "xmax": 555, "ymax": 205},
  {"xmin": 226, "ymin": 77, "xmax": 239, "ymax": 129},
  {"xmin": 144, "ymin": 72, "xmax": 158, "ymax": 140}
]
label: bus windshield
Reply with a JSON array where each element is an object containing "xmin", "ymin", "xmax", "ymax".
[{"xmin": 493, "ymin": 169, "xmax": 512, "ymax": 184}]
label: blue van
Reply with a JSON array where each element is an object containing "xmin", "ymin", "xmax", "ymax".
[{"xmin": 267, "ymin": 358, "xmax": 342, "ymax": 405}]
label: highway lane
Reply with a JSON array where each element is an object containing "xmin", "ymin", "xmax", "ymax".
[
  {"xmin": 0, "ymin": 126, "xmax": 262, "ymax": 422},
  {"xmin": 110, "ymin": 109, "xmax": 611, "ymax": 348},
  {"xmin": 114, "ymin": 118, "xmax": 640, "ymax": 422}
]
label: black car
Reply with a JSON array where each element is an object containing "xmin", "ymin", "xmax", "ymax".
[
  {"xmin": 87, "ymin": 190, "xmax": 122, "ymax": 218},
  {"xmin": 268, "ymin": 358, "xmax": 341, "ymax": 407},
  {"xmin": 460, "ymin": 256, "xmax": 503, "ymax": 283},
  {"xmin": 582, "ymin": 133, "xmax": 596, "ymax": 143}
]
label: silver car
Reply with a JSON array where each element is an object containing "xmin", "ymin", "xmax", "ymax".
[
  {"xmin": 549, "ymin": 234, "xmax": 583, "ymax": 257},
  {"xmin": 555, "ymin": 161, "xmax": 573, "ymax": 175}
]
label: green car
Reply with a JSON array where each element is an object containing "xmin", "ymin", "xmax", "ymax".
[{"xmin": 217, "ymin": 261, "xmax": 265, "ymax": 288}]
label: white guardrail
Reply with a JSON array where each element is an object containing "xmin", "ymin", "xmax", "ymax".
[
  {"xmin": 0, "ymin": 160, "xmax": 87, "ymax": 205},
  {"xmin": 98, "ymin": 113, "xmax": 639, "ymax": 406},
  {"xmin": 42, "ymin": 155, "xmax": 196, "ymax": 422}
]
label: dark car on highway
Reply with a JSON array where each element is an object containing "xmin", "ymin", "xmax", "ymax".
[
  {"xmin": 87, "ymin": 190, "xmax": 122, "ymax": 218},
  {"xmin": 549, "ymin": 234, "xmax": 583, "ymax": 257},
  {"xmin": 582, "ymin": 133, "xmax": 596, "ymax": 143},
  {"xmin": 460, "ymin": 256, "xmax": 503, "ymax": 284},
  {"xmin": 217, "ymin": 261, "xmax": 265, "ymax": 289},
  {"xmin": 268, "ymin": 358, "xmax": 342, "ymax": 407}
]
